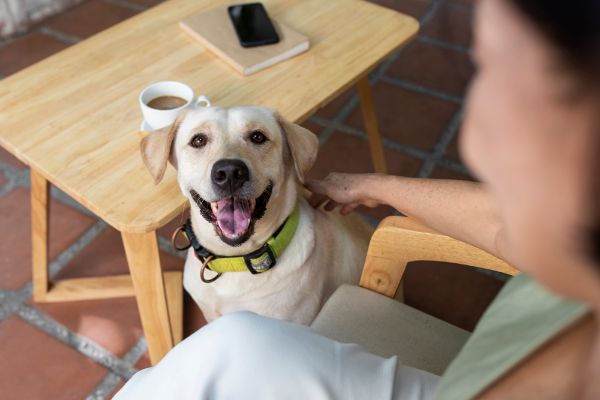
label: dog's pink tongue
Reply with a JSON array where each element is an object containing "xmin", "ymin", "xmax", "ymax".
[{"xmin": 216, "ymin": 198, "xmax": 251, "ymax": 238}]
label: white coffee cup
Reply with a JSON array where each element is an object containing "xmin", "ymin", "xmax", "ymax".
[{"xmin": 139, "ymin": 81, "xmax": 211, "ymax": 130}]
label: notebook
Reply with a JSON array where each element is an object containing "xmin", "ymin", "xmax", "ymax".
[{"xmin": 179, "ymin": 6, "xmax": 310, "ymax": 76}]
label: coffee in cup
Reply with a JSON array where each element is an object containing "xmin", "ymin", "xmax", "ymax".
[
  {"xmin": 139, "ymin": 81, "xmax": 211, "ymax": 130},
  {"xmin": 147, "ymin": 95, "xmax": 188, "ymax": 110}
]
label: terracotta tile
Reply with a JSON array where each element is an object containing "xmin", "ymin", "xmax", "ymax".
[
  {"xmin": 55, "ymin": 227, "xmax": 184, "ymax": 280},
  {"xmin": 135, "ymin": 352, "xmax": 151, "ymax": 370},
  {"xmin": 32, "ymin": 297, "xmax": 143, "ymax": 358},
  {"xmin": 130, "ymin": 294, "xmax": 207, "ymax": 371},
  {"xmin": 0, "ymin": 315, "xmax": 108, "ymax": 399},
  {"xmin": 430, "ymin": 166, "xmax": 474, "ymax": 181},
  {"xmin": 404, "ymin": 261, "xmax": 505, "ymax": 331},
  {"xmin": 157, "ymin": 209, "xmax": 191, "ymax": 242},
  {"xmin": 444, "ymin": 134, "xmax": 463, "ymax": 163},
  {"xmin": 421, "ymin": 3, "xmax": 474, "ymax": 47},
  {"xmin": 0, "ymin": 146, "xmax": 26, "ymax": 169},
  {"xmin": 0, "ymin": 32, "xmax": 69, "ymax": 77},
  {"xmin": 450, "ymin": 0, "xmax": 477, "ymax": 6},
  {"xmin": 109, "ymin": 380, "xmax": 126, "ymax": 399},
  {"xmin": 300, "ymin": 119, "xmax": 324, "ymax": 137},
  {"xmin": 43, "ymin": 0, "xmax": 138, "ymax": 39},
  {"xmin": 344, "ymin": 81, "xmax": 460, "ymax": 151},
  {"xmin": 387, "ymin": 40, "xmax": 474, "ymax": 97},
  {"xmin": 368, "ymin": 0, "xmax": 433, "ymax": 19},
  {"xmin": 352, "ymin": 204, "xmax": 396, "ymax": 224},
  {"xmin": 184, "ymin": 291, "xmax": 207, "ymax": 337},
  {"xmin": 125, "ymin": 0, "xmax": 166, "ymax": 6},
  {"xmin": 309, "ymin": 132, "xmax": 422, "ymax": 178},
  {"xmin": 316, "ymin": 87, "xmax": 355, "ymax": 120},
  {"xmin": 0, "ymin": 188, "xmax": 96, "ymax": 290}
]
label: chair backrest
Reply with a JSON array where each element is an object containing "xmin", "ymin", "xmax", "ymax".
[{"xmin": 360, "ymin": 216, "xmax": 519, "ymax": 298}]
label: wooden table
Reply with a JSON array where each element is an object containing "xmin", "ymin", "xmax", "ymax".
[{"xmin": 0, "ymin": 0, "xmax": 418, "ymax": 364}]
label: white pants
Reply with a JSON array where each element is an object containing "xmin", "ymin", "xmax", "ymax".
[{"xmin": 114, "ymin": 312, "xmax": 439, "ymax": 400}]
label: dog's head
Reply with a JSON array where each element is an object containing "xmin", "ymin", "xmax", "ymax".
[{"xmin": 140, "ymin": 106, "xmax": 319, "ymax": 248}]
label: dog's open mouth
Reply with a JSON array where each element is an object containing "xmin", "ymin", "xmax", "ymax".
[{"xmin": 190, "ymin": 183, "xmax": 273, "ymax": 245}]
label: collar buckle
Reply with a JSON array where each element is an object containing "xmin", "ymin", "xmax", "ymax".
[{"xmin": 243, "ymin": 244, "xmax": 276, "ymax": 274}]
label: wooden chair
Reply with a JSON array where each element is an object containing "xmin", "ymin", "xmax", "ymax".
[{"xmin": 311, "ymin": 216, "xmax": 519, "ymax": 376}]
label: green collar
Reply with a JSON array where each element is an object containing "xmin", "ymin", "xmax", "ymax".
[{"xmin": 179, "ymin": 205, "xmax": 300, "ymax": 276}]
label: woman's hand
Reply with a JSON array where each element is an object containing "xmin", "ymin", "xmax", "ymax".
[{"xmin": 305, "ymin": 173, "xmax": 384, "ymax": 215}]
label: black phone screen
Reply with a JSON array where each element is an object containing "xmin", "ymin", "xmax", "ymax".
[{"xmin": 228, "ymin": 3, "xmax": 280, "ymax": 48}]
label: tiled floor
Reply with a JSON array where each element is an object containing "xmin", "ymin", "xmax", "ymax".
[{"xmin": 0, "ymin": 0, "xmax": 506, "ymax": 398}]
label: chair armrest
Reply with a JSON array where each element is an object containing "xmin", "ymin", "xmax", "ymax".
[{"xmin": 359, "ymin": 216, "xmax": 519, "ymax": 298}]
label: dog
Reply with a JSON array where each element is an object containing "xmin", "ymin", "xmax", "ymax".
[{"xmin": 140, "ymin": 106, "xmax": 372, "ymax": 324}]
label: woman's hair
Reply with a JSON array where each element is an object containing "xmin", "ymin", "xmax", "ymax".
[
  {"xmin": 506, "ymin": 0, "xmax": 600, "ymax": 265},
  {"xmin": 507, "ymin": 0, "xmax": 600, "ymax": 81}
]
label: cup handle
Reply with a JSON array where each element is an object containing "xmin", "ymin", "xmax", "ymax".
[{"xmin": 195, "ymin": 96, "xmax": 211, "ymax": 108}]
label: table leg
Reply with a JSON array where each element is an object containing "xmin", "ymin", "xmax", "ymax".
[
  {"xmin": 31, "ymin": 169, "xmax": 49, "ymax": 301},
  {"xmin": 122, "ymin": 231, "xmax": 174, "ymax": 364},
  {"xmin": 356, "ymin": 76, "xmax": 388, "ymax": 173}
]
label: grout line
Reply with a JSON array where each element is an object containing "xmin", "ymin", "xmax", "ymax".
[
  {"xmin": 48, "ymin": 220, "xmax": 108, "ymax": 277},
  {"xmin": 122, "ymin": 337, "xmax": 148, "ymax": 365},
  {"xmin": 0, "ymin": 220, "xmax": 106, "ymax": 323},
  {"xmin": 0, "ymin": 158, "xmax": 97, "ymax": 217},
  {"xmin": 419, "ymin": 0, "xmax": 447, "ymax": 26},
  {"xmin": 0, "ymin": 177, "xmax": 18, "ymax": 198},
  {"xmin": 438, "ymin": 0, "xmax": 475, "ymax": 12},
  {"xmin": 38, "ymin": 26, "xmax": 81, "ymax": 45},
  {"xmin": 51, "ymin": 186, "xmax": 100, "ymax": 218},
  {"xmin": 158, "ymin": 235, "xmax": 187, "ymax": 260},
  {"xmin": 355, "ymin": 211, "xmax": 380, "ymax": 228},
  {"xmin": 104, "ymin": 0, "xmax": 149, "ymax": 12},
  {"xmin": 85, "ymin": 337, "xmax": 147, "ymax": 400},
  {"xmin": 15, "ymin": 304, "xmax": 138, "ymax": 379},
  {"xmin": 0, "ymin": 285, "xmax": 34, "ymax": 321},
  {"xmin": 0, "ymin": 31, "xmax": 23, "ymax": 49},
  {"xmin": 417, "ymin": 35, "xmax": 471, "ymax": 54},
  {"xmin": 313, "ymin": 0, "xmax": 437, "ymax": 149},
  {"xmin": 314, "ymin": 28, "xmax": 418, "ymax": 147},
  {"xmin": 417, "ymin": 108, "xmax": 463, "ymax": 178},
  {"xmin": 436, "ymin": 157, "xmax": 471, "ymax": 175},
  {"xmin": 318, "ymin": 95, "xmax": 360, "ymax": 145},
  {"xmin": 380, "ymin": 75, "xmax": 464, "ymax": 104},
  {"xmin": 85, "ymin": 373, "xmax": 122, "ymax": 400},
  {"xmin": 0, "ymin": 159, "xmax": 21, "ymax": 181},
  {"xmin": 310, "ymin": 115, "xmax": 432, "ymax": 161},
  {"xmin": 0, "ymin": 291, "xmax": 13, "ymax": 321}
]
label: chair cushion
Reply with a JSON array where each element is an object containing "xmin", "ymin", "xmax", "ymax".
[{"xmin": 311, "ymin": 285, "xmax": 470, "ymax": 376}]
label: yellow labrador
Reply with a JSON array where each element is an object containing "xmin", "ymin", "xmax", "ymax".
[{"xmin": 141, "ymin": 106, "xmax": 371, "ymax": 324}]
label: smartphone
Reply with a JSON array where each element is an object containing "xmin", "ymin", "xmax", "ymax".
[{"xmin": 228, "ymin": 3, "xmax": 280, "ymax": 48}]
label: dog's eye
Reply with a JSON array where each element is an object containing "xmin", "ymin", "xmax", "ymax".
[
  {"xmin": 249, "ymin": 131, "xmax": 268, "ymax": 145},
  {"xmin": 190, "ymin": 134, "xmax": 207, "ymax": 149}
]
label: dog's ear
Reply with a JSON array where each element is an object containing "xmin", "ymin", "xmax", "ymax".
[
  {"xmin": 277, "ymin": 114, "xmax": 319, "ymax": 183},
  {"xmin": 140, "ymin": 114, "xmax": 184, "ymax": 185}
]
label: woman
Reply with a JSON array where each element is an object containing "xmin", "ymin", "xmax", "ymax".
[{"xmin": 115, "ymin": 0, "xmax": 600, "ymax": 398}]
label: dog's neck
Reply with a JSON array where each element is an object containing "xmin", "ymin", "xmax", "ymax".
[{"xmin": 189, "ymin": 179, "xmax": 299, "ymax": 257}]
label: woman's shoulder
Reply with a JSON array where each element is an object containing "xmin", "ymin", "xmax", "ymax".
[{"xmin": 434, "ymin": 274, "xmax": 590, "ymax": 400}]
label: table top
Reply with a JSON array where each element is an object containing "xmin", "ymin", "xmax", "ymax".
[{"xmin": 0, "ymin": 0, "xmax": 418, "ymax": 233}]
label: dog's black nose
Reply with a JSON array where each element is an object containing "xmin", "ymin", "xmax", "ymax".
[{"xmin": 211, "ymin": 159, "xmax": 250, "ymax": 192}]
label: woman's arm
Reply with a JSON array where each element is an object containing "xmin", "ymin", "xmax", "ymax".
[{"xmin": 306, "ymin": 173, "xmax": 509, "ymax": 261}]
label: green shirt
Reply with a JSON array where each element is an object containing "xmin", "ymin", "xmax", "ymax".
[{"xmin": 434, "ymin": 273, "xmax": 589, "ymax": 400}]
